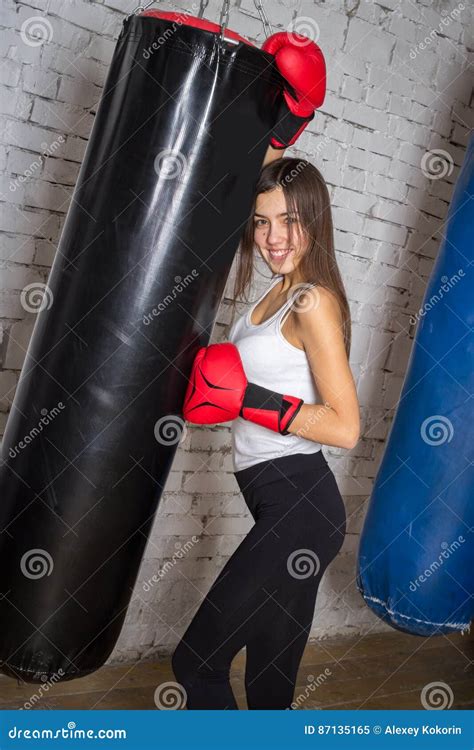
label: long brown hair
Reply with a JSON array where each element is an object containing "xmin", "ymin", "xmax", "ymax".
[{"xmin": 230, "ymin": 157, "xmax": 351, "ymax": 356}]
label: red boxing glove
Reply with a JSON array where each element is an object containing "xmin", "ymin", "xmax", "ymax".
[
  {"xmin": 183, "ymin": 343, "xmax": 303, "ymax": 436},
  {"xmin": 262, "ymin": 32, "xmax": 326, "ymax": 149}
]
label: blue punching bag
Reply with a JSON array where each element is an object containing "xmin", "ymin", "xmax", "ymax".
[{"xmin": 357, "ymin": 135, "xmax": 474, "ymax": 636}]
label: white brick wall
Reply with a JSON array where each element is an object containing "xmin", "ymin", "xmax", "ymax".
[{"xmin": 0, "ymin": 0, "xmax": 473, "ymax": 665}]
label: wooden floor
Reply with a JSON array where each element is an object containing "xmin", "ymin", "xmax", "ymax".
[{"xmin": 0, "ymin": 630, "xmax": 472, "ymax": 710}]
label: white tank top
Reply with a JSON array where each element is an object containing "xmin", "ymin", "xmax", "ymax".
[{"xmin": 228, "ymin": 275, "xmax": 323, "ymax": 472}]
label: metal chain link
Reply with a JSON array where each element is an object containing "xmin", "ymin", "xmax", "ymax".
[
  {"xmin": 198, "ymin": 0, "xmax": 209, "ymax": 18},
  {"xmin": 128, "ymin": 0, "xmax": 210, "ymax": 19},
  {"xmin": 126, "ymin": 0, "xmax": 272, "ymax": 42},
  {"xmin": 253, "ymin": 0, "xmax": 272, "ymax": 37},
  {"xmin": 126, "ymin": 1, "xmax": 155, "ymax": 18},
  {"xmin": 218, "ymin": 0, "xmax": 231, "ymax": 40}
]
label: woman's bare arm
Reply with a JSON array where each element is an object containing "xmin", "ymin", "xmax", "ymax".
[
  {"xmin": 286, "ymin": 287, "xmax": 361, "ymax": 450},
  {"xmin": 262, "ymin": 144, "xmax": 286, "ymax": 167}
]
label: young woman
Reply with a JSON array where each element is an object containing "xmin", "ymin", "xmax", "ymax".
[{"xmin": 172, "ymin": 156, "xmax": 360, "ymax": 710}]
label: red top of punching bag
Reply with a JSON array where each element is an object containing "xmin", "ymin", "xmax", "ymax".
[{"xmin": 140, "ymin": 10, "xmax": 256, "ymax": 47}]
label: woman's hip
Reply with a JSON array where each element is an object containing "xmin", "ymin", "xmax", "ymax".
[
  {"xmin": 234, "ymin": 449, "xmax": 329, "ymax": 493},
  {"xmin": 234, "ymin": 451, "xmax": 346, "ymax": 530}
]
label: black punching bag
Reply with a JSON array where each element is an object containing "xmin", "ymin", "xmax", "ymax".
[{"xmin": 0, "ymin": 11, "xmax": 282, "ymax": 682}]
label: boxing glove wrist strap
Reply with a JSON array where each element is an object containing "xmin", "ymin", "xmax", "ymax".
[
  {"xmin": 270, "ymin": 103, "xmax": 315, "ymax": 149},
  {"xmin": 240, "ymin": 382, "xmax": 304, "ymax": 435}
]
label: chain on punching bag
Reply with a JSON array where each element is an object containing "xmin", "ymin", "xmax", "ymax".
[{"xmin": 0, "ymin": 6, "xmax": 283, "ymax": 683}]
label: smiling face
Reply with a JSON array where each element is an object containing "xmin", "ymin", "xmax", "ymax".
[{"xmin": 253, "ymin": 186, "xmax": 309, "ymax": 276}]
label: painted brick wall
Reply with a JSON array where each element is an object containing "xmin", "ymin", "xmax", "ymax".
[{"xmin": 0, "ymin": 0, "xmax": 472, "ymax": 663}]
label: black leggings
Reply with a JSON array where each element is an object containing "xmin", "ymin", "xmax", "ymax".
[{"xmin": 171, "ymin": 450, "xmax": 346, "ymax": 709}]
